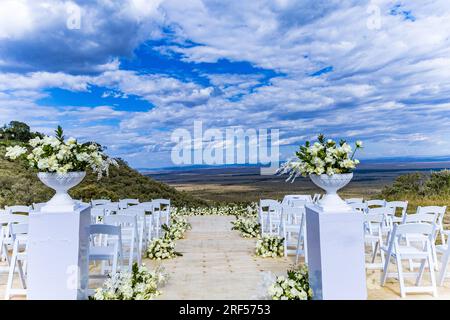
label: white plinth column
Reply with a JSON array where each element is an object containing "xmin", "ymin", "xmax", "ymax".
[
  {"xmin": 305, "ymin": 204, "xmax": 367, "ymax": 300},
  {"xmin": 27, "ymin": 205, "xmax": 91, "ymax": 300}
]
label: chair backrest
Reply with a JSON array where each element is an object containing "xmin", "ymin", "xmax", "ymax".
[
  {"xmin": 312, "ymin": 194, "xmax": 322, "ymax": 202},
  {"xmin": 0, "ymin": 214, "xmax": 28, "ymax": 225},
  {"xmin": 350, "ymin": 202, "xmax": 368, "ymax": 213},
  {"xmin": 403, "ymin": 213, "xmax": 437, "ymax": 224},
  {"xmin": 282, "ymin": 195, "xmax": 312, "ymax": 205},
  {"xmin": 152, "ymin": 199, "xmax": 170, "ymax": 212},
  {"xmin": 289, "ymin": 199, "xmax": 308, "ymax": 208},
  {"xmin": 385, "ymin": 201, "xmax": 408, "ymax": 217},
  {"xmin": 91, "ymin": 199, "xmax": 111, "ymax": 207},
  {"xmin": 394, "ymin": 222, "xmax": 435, "ymax": 237},
  {"xmin": 259, "ymin": 199, "xmax": 280, "ymax": 210},
  {"xmin": 346, "ymin": 198, "xmax": 364, "ymax": 204},
  {"xmin": 364, "ymin": 212, "xmax": 385, "ymax": 223},
  {"xmin": 416, "ymin": 206, "xmax": 446, "ymax": 216},
  {"xmin": 366, "ymin": 199, "xmax": 386, "ymax": 208},
  {"xmin": 10, "ymin": 223, "xmax": 28, "ymax": 236},
  {"xmin": 368, "ymin": 206, "xmax": 394, "ymax": 216},
  {"xmin": 5, "ymin": 205, "xmax": 31, "ymax": 214},
  {"xmin": 32, "ymin": 202, "xmax": 46, "ymax": 211},
  {"xmin": 119, "ymin": 199, "xmax": 139, "ymax": 210},
  {"xmin": 89, "ymin": 224, "xmax": 121, "ymax": 237}
]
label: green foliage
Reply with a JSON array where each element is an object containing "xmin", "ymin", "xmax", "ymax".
[
  {"xmin": 380, "ymin": 170, "xmax": 450, "ymax": 199},
  {"xmin": 0, "ymin": 121, "xmax": 41, "ymax": 142}
]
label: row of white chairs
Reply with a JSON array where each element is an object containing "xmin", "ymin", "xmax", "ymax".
[
  {"xmin": 355, "ymin": 200, "xmax": 448, "ymax": 297},
  {"xmin": 258, "ymin": 194, "xmax": 317, "ymax": 264},
  {"xmin": 0, "ymin": 197, "xmax": 172, "ymax": 299}
]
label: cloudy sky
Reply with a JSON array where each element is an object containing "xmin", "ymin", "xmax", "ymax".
[{"xmin": 1, "ymin": 0, "xmax": 449, "ymax": 168}]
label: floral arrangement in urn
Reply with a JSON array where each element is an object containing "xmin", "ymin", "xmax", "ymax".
[
  {"xmin": 278, "ymin": 134, "xmax": 362, "ymax": 180},
  {"xmin": 277, "ymin": 134, "xmax": 363, "ymax": 212},
  {"xmin": 5, "ymin": 126, "xmax": 117, "ymax": 177},
  {"xmin": 4, "ymin": 126, "xmax": 118, "ymax": 212}
]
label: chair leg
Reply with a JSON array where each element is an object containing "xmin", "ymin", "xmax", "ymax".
[
  {"xmin": 438, "ymin": 251, "xmax": 450, "ymax": 286},
  {"xmin": 428, "ymin": 251, "xmax": 438, "ymax": 297},
  {"xmin": 416, "ymin": 258, "xmax": 427, "ymax": 286},
  {"xmin": 5, "ymin": 250, "xmax": 17, "ymax": 300},
  {"xmin": 381, "ymin": 255, "xmax": 390, "ymax": 286},
  {"xmin": 395, "ymin": 255, "xmax": 406, "ymax": 298},
  {"xmin": 17, "ymin": 260, "xmax": 26, "ymax": 289}
]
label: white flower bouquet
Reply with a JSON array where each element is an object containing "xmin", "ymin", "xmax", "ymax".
[
  {"xmin": 255, "ymin": 235, "xmax": 284, "ymax": 258},
  {"xmin": 162, "ymin": 216, "xmax": 192, "ymax": 241},
  {"xmin": 4, "ymin": 126, "xmax": 118, "ymax": 178},
  {"xmin": 277, "ymin": 134, "xmax": 362, "ymax": 182},
  {"xmin": 146, "ymin": 237, "xmax": 182, "ymax": 260},
  {"xmin": 231, "ymin": 216, "xmax": 260, "ymax": 238},
  {"xmin": 268, "ymin": 265, "xmax": 313, "ymax": 300},
  {"xmin": 92, "ymin": 263, "xmax": 168, "ymax": 300}
]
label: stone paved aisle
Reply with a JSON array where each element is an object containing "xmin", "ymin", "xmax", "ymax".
[{"xmin": 145, "ymin": 215, "xmax": 293, "ymax": 300}]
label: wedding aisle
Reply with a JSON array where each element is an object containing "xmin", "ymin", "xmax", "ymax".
[{"xmin": 145, "ymin": 215, "xmax": 293, "ymax": 299}]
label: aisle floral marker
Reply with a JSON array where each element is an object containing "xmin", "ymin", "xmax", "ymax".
[
  {"xmin": 92, "ymin": 263, "xmax": 168, "ymax": 300},
  {"xmin": 255, "ymin": 235, "xmax": 284, "ymax": 258}
]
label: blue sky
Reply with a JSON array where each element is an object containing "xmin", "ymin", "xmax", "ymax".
[{"xmin": 1, "ymin": 0, "xmax": 450, "ymax": 168}]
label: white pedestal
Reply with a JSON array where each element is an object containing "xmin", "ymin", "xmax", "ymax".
[
  {"xmin": 305, "ymin": 204, "xmax": 367, "ymax": 300},
  {"xmin": 27, "ymin": 205, "xmax": 91, "ymax": 300}
]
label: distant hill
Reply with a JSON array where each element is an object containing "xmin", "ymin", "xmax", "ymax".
[{"xmin": 0, "ymin": 130, "xmax": 206, "ymax": 208}]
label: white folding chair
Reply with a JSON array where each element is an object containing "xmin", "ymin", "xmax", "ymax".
[
  {"xmin": 88, "ymin": 224, "xmax": 123, "ymax": 279},
  {"xmin": 346, "ymin": 198, "xmax": 364, "ymax": 204},
  {"xmin": 364, "ymin": 213, "xmax": 385, "ymax": 269},
  {"xmin": 366, "ymin": 199, "xmax": 386, "ymax": 208},
  {"xmin": 416, "ymin": 206, "xmax": 447, "ymax": 245},
  {"xmin": 134, "ymin": 202, "xmax": 155, "ymax": 241},
  {"xmin": 5, "ymin": 206, "xmax": 31, "ymax": 215},
  {"xmin": 153, "ymin": 199, "xmax": 171, "ymax": 227},
  {"xmin": 104, "ymin": 215, "xmax": 141, "ymax": 271},
  {"xmin": 295, "ymin": 213, "xmax": 307, "ymax": 264},
  {"xmin": 381, "ymin": 223, "xmax": 437, "ymax": 298},
  {"xmin": 259, "ymin": 199, "xmax": 279, "ymax": 235},
  {"xmin": 279, "ymin": 205, "xmax": 303, "ymax": 256},
  {"xmin": 0, "ymin": 215, "xmax": 28, "ymax": 265},
  {"xmin": 436, "ymin": 230, "xmax": 450, "ymax": 286},
  {"xmin": 124, "ymin": 207, "xmax": 148, "ymax": 254},
  {"xmin": 91, "ymin": 199, "xmax": 111, "ymax": 207},
  {"xmin": 267, "ymin": 202, "xmax": 283, "ymax": 236},
  {"xmin": 5, "ymin": 223, "xmax": 28, "ymax": 300}
]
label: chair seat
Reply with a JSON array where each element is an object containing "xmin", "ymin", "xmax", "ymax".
[
  {"xmin": 395, "ymin": 246, "xmax": 429, "ymax": 258},
  {"xmin": 89, "ymin": 247, "xmax": 116, "ymax": 260}
]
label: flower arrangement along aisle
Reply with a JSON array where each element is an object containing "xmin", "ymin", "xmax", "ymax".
[
  {"xmin": 231, "ymin": 216, "xmax": 260, "ymax": 238},
  {"xmin": 172, "ymin": 203, "xmax": 258, "ymax": 217},
  {"xmin": 255, "ymin": 235, "xmax": 284, "ymax": 258},
  {"xmin": 161, "ymin": 216, "xmax": 192, "ymax": 241},
  {"xmin": 277, "ymin": 134, "xmax": 363, "ymax": 211},
  {"xmin": 92, "ymin": 263, "xmax": 168, "ymax": 300},
  {"xmin": 4, "ymin": 126, "xmax": 118, "ymax": 212},
  {"xmin": 267, "ymin": 265, "xmax": 313, "ymax": 300},
  {"xmin": 146, "ymin": 237, "xmax": 182, "ymax": 260}
]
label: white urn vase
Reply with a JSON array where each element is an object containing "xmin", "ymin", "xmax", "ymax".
[
  {"xmin": 309, "ymin": 173, "xmax": 353, "ymax": 213},
  {"xmin": 37, "ymin": 171, "xmax": 86, "ymax": 213}
]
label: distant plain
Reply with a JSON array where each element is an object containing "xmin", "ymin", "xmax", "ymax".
[{"xmin": 145, "ymin": 161, "xmax": 450, "ymax": 203}]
